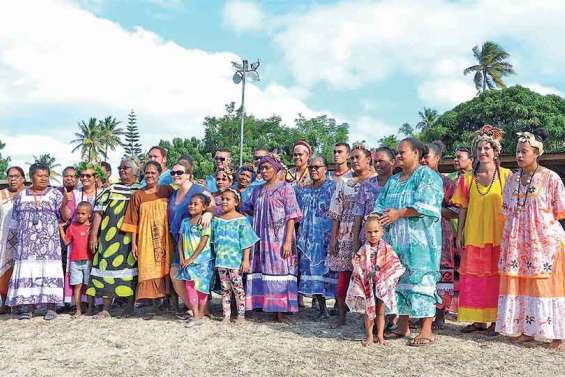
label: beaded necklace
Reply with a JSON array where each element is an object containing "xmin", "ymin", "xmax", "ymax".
[
  {"xmin": 473, "ymin": 170, "xmax": 497, "ymax": 196},
  {"xmin": 516, "ymin": 165, "xmax": 539, "ymax": 208}
]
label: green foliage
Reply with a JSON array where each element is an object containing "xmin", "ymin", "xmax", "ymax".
[
  {"xmin": 158, "ymin": 137, "xmax": 214, "ymax": 179},
  {"xmin": 399, "ymin": 123, "xmax": 414, "ymax": 137},
  {"xmin": 71, "ymin": 117, "xmax": 105, "ymax": 162},
  {"xmin": 124, "ymin": 110, "xmax": 143, "ymax": 159},
  {"xmin": 378, "ymin": 135, "xmax": 399, "ymax": 149},
  {"xmin": 30, "ymin": 153, "xmax": 61, "ymax": 183},
  {"xmin": 291, "ymin": 115, "xmax": 349, "ymax": 162},
  {"xmin": 420, "ymin": 85, "xmax": 565, "ymax": 155},
  {"xmin": 464, "ymin": 41, "xmax": 515, "ymax": 93},
  {"xmin": 99, "ymin": 116, "xmax": 124, "ymax": 161},
  {"xmin": 0, "ymin": 140, "xmax": 10, "ymax": 179},
  {"xmin": 416, "ymin": 108, "xmax": 439, "ymax": 130}
]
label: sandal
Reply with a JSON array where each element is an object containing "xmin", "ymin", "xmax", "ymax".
[
  {"xmin": 409, "ymin": 337, "xmax": 434, "ymax": 347},
  {"xmin": 18, "ymin": 312, "xmax": 32, "ymax": 320},
  {"xmin": 44, "ymin": 310, "xmax": 57, "ymax": 321},
  {"xmin": 461, "ymin": 323, "xmax": 487, "ymax": 333},
  {"xmin": 184, "ymin": 318, "xmax": 203, "ymax": 328},
  {"xmin": 93, "ymin": 310, "xmax": 111, "ymax": 320},
  {"xmin": 384, "ymin": 331, "xmax": 408, "ymax": 340}
]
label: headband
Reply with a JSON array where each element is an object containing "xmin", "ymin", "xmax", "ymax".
[
  {"xmin": 472, "ymin": 125, "xmax": 504, "ymax": 154},
  {"xmin": 222, "ymin": 187, "xmax": 241, "ymax": 202},
  {"xmin": 294, "ymin": 140, "xmax": 313, "ymax": 155},
  {"xmin": 258, "ymin": 155, "xmax": 283, "ymax": 172},
  {"xmin": 517, "ymin": 132, "xmax": 544, "ymax": 156}
]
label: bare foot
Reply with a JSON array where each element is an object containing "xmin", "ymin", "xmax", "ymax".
[
  {"xmin": 71, "ymin": 311, "xmax": 82, "ymax": 319},
  {"xmin": 221, "ymin": 316, "xmax": 231, "ymax": 324},
  {"xmin": 511, "ymin": 334, "xmax": 535, "ymax": 344},
  {"xmin": 93, "ymin": 310, "xmax": 111, "ymax": 320},
  {"xmin": 374, "ymin": 336, "xmax": 388, "ymax": 346},
  {"xmin": 362, "ymin": 336, "xmax": 373, "ymax": 347},
  {"xmin": 548, "ymin": 340, "xmax": 563, "ymax": 351}
]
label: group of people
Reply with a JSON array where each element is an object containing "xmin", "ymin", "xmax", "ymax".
[{"xmin": 0, "ymin": 125, "xmax": 563, "ymax": 350}]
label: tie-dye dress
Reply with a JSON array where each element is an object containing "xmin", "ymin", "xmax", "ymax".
[{"xmin": 176, "ymin": 219, "xmax": 213, "ymax": 294}]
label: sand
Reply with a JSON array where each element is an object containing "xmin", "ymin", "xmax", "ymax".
[{"xmin": 1, "ymin": 299, "xmax": 564, "ymax": 377}]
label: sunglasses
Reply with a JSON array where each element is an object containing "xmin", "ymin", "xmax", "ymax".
[
  {"xmin": 214, "ymin": 157, "xmax": 226, "ymax": 162},
  {"xmin": 253, "ymin": 156, "xmax": 263, "ymax": 161},
  {"xmin": 80, "ymin": 174, "xmax": 93, "ymax": 178},
  {"xmin": 308, "ymin": 165, "xmax": 325, "ymax": 171},
  {"xmin": 170, "ymin": 170, "xmax": 186, "ymax": 176}
]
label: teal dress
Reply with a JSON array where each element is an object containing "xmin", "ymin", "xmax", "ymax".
[
  {"xmin": 212, "ymin": 216, "xmax": 259, "ymax": 270},
  {"xmin": 373, "ymin": 166, "xmax": 443, "ymax": 318},
  {"xmin": 176, "ymin": 219, "xmax": 213, "ymax": 294}
]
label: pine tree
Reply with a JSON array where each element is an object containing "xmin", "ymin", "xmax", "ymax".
[{"xmin": 123, "ymin": 109, "xmax": 143, "ymax": 158}]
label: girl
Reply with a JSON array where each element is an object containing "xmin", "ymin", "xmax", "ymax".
[
  {"xmin": 177, "ymin": 193, "xmax": 213, "ymax": 328},
  {"xmin": 346, "ymin": 215, "xmax": 405, "ymax": 346},
  {"xmin": 213, "ymin": 169, "xmax": 233, "ymax": 216},
  {"xmin": 212, "ymin": 189, "xmax": 259, "ymax": 323}
]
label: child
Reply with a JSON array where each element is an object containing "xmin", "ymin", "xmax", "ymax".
[
  {"xmin": 58, "ymin": 201, "xmax": 94, "ymax": 318},
  {"xmin": 212, "ymin": 169, "xmax": 233, "ymax": 216},
  {"xmin": 212, "ymin": 188, "xmax": 259, "ymax": 323},
  {"xmin": 177, "ymin": 193, "xmax": 213, "ymax": 328},
  {"xmin": 346, "ymin": 215, "xmax": 405, "ymax": 346}
]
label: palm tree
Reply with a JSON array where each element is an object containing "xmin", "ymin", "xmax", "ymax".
[
  {"xmin": 99, "ymin": 116, "xmax": 124, "ymax": 161},
  {"xmin": 71, "ymin": 117, "xmax": 104, "ymax": 162},
  {"xmin": 29, "ymin": 153, "xmax": 62, "ymax": 183},
  {"xmin": 464, "ymin": 41, "xmax": 515, "ymax": 93},
  {"xmin": 416, "ymin": 108, "xmax": 438, "ymax": 130}
]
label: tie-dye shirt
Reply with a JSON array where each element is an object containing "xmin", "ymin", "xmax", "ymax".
[{"xmin": 212, "ymin": 216, "xmax": 259, "ymax": 270}]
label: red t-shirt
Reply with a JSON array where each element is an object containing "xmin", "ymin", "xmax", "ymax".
[{"xmin": 65, "ymin": 223, "xmax": 91, "ymax": 261}]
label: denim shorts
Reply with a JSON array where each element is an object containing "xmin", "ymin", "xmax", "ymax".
[{"xmin": 69, "ymin": 260, "xmax": 91, "ymax": 285}]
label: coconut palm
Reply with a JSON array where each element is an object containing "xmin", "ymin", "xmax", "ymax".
[
  {"xmin": 71, "ymin": 117, "xmax": 104, "ymax": 162},
  {"xmin": 416, "ymin": 108, "xmax": 438, "ymax": 130},
  {"xmin": 28, "ymin": 153, "xmax": 62, "ymax": 183},
  {"xmin": 99, "ymin": 116, "xmax": 124, "ymax": 161},
  {"xmin": 464, "ymin": 41, "xmax": 515, "ymax": 93}
]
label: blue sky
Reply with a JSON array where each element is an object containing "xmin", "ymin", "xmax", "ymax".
[{"xmin": 1, "ymin": 0, "xmax": 564, "ymax": 174}]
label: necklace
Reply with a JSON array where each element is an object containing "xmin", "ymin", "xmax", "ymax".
[
  {"xmin": 473, "ymin": 169, "xmax": 497, "ymax": 196},
  {"xmin": 516, "ymin": 165, "xmax": 539, "ymax": 208}
]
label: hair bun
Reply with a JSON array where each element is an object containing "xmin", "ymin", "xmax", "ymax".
[
  {"xmin": 532, "ymin": 127, "xmax": 549, "ymax": 142},
  {"xmin": 432, "ymin": 140, "xmax": 446, "ymax": 153}
]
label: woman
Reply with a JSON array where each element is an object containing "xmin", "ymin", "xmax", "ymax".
[
  {"xmin": 296, "ymin": 156, "xmax": 337, "ymax": 319},
  {"xmin": 168, "ymin": 159, "xmax": 213, "ymax": 315},
  {"xmin": 0, "ymin": 166, "xmax": 25, "ymax": 314},
  {"xmin": 122, "ymin": 161, "xmax": 173, "ymax": 318},
  {"xmin": 496, "ymin": 129, "xmax": 565, "ymax": 350},
  {"xmin": 352, "ymin": 147, "xmax": 396, "ymax": 251},
  {"xmin": 237, "ymin": 165, "xmax": 255, "ymax": 202},
  {"xmin": 86, "ymin": 157, "xmax": 142, "ymax": 319},
  {"xmin": 421, "ymin": 141, "xmax": 458, "ymax": 329},
  {"xmin": 7, "ymin": 163, "xmax": 64, "ymax": 320},
  {"xmin": 328, "ymin": 145, "xmax": 374, "ymax": 327},
  {"xmin": 453, "ymin": 125, "xmax": 512, "ymax": 334},
  {"xmin": 243, "ymin": 155, "xmax": 302, "ymax": 322},
  {"xmin": 61, "ymin": 162, "xmax": 103, "ymax": 306},
  {"xmin": 287, "ymin": 141, "xmax": 313, "ymax": 189},
  {"xmin": 373, "ymin": 137, "xmax": 443, "ymax": 346}
]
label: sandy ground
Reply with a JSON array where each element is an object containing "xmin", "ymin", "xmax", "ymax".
[{"xmin": 1, "ymin": 298, "xmax": 564, "ymax": 377}]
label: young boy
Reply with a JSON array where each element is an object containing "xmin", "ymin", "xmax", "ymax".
[{"xmin": 59, "ymin": 201, "xmax": 94, "ymax": 318}]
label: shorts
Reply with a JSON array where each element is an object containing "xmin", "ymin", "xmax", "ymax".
[{"xmin": 69, "ymin": 260, "xmax": 91, "ymax": 285}]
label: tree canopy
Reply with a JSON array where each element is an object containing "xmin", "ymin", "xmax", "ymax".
[
  {"xmin": 0, "ymin": 140, "xmax": 10, "ymax": 179},
  {"xmin": 464, "ymin": 41, "xmax": 515, "ymax": 93},
  {"xmin": 420, "ymin": 85, "xmax": 565, "ymax": 155}
]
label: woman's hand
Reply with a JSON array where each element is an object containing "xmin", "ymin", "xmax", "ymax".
[
  {"xmin": 379, "ymin": 208, "xmax": 401, "ymax": 226},
  {"xmin": 200, "ymin": 212, "xmax": 213, "ymax": 228},
  {"xmin": 89, "ymin": 235, "xmax": 98, "ymax": 254},
  {"xmin": 282, "ymin": 241, "xmax": 292, "ymax": 259},
  {"xmin": 132, "ymin": 244, "xmax": 138, "ymax": 260},
  {"xmin": 182, "ymin": 258, "xmax": 193, "ymax": 268},
  {"xmin": 241, "ymin": 259, "xmax": 250, "ymax": 273}
]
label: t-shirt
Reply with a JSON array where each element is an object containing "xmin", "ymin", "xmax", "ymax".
[
  {"xmin": 179, "ymin": 218, "xmax": 212, "ymax": 264},
  {"xmin": 212, "ymin": 216, "xmax": 259, "ymax": 269},
  {"xmin": 66, "ymin": 222, "xmax": 90, "ymax": 261}
]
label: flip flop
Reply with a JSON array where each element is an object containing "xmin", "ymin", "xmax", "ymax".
[
  {"xmin": 461, "ymin": 323, "xmax": 487, "ymax": 333},
  {"xmin": 44, "ymin": 310, "xmax": 57, "ymax": 321},
  {"xmin": 409, "ymin": 337, "xmax": 434, "ymax": 347},
  {"xmin": 18, "ymin": 312, "xmax": 32, "ymax": 320}
]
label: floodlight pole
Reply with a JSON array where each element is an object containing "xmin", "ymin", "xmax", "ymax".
[{"xmin": 239, "ymin": 60, "xmax": 247, "ymax": 167}]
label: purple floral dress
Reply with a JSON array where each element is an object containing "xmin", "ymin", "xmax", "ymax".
[
  {"xmin": 243, "ymin": 182, "xmax": 303, "ymax": 312},
  {"xmin": 352, "ymin": 176, "xmax": 381, "ymax": 245},
  {"xmin": 7, "ymin": 188, "xmax": 64, "ymax": 307}
]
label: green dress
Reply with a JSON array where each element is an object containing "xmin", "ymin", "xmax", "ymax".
[{"xmin": 86, "ymin": 183, "xmax": 141, "ymax": 298}]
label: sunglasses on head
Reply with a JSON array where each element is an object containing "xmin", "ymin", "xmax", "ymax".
[
  {"xmin": 80, "ymin": 174, "xmax": 93, "ymax": 178},
  {"xmin": 170, "ymin": 170, "xmax": 186, "ymax": 176}
]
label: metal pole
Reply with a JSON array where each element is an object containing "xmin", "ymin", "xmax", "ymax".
[{"xmin": 239, "ymin": 69, "xmax": 246, "ymax": 167}]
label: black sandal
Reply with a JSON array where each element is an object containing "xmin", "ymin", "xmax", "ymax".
[{"xmin": 461, "ymin": 323, "xmax": 487, "ymax": 333}]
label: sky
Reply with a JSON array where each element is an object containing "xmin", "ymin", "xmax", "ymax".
[{"xmin": 1, "ymin": 0, "xmax": 565, "ymax": 177}]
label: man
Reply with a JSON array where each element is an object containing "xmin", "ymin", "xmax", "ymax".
[
  {"xmin": 60, "ymin": 166, "xmax": 78, "ymax": 194},
  {"xmin": 100, "ymin": 161, "xmax": 113, "ymax": 188},
  {"xmin": 328, "ymin": 143, "xmax": 352, "ymax": 181},
  {"xmin": 204, "ymin": 148, "xmax": 232, "ymax": 192},
  {"xmin": 146, "ymin": 146, "xmax": 172, "ymax": 185},
  {"xmin": 452, "ymin": 146, "xmax": 474, "ymax": 178},
  {"xmin": 248, "ymin": 147, "xmax": 268, "ymax": 188}
]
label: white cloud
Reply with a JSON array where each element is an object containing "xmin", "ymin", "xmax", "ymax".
[
  {"xmin": 222, "ymin": 1, "xmax": 265, "ymax": 33},
  {"xmin": 0, "ymin": 0, "xmax": 327, "ymax": 171},
  {"xmin": 348, "ymin": 116, "xmax": 397, "ymax": 147},
  {"xmin": 418, "ymin": 78, "xmax": 476, "ymax": 107},
  {"xmin": 525, "ymin": 83, "xmax": 563, "ymax": 96},
  {"xmin": 271, "ymin": 0, "xmax": 565, "ymax": 105}
]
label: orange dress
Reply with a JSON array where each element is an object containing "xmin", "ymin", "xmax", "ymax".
[
  {"xmin": 452, "ymin": 168, "xmax": 511, "ymax": 323},
  {"xmin": 122, "ymin": 185, "xmax": 173, "ymax": 300},
  {"xmin": 495, "ymin": 168, "xmax": 565, "ymax": 339}
]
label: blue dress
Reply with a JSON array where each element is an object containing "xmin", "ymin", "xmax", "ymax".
[
  {"xmin": 296, "ymin": 180, "xmax": 337, "ymax": 298},
  {"xmin": 176, "ymin": 219, "xmax": 213, "ymax": 294},
  {"xmin": 373, "ymin": 166, "xmax": 443, "ymax": 318}
]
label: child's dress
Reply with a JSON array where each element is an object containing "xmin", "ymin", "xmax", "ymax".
[
  {"xmin": 346, "ymin": 241, "xmax": 406, "ymax": 319},
  {"xmin": 212, "ymin": 216, "xmax": 259, "ymax": 316},
  {"xmin": 176, "ymin": 219, "xmax": 213, "ymax": 294}
]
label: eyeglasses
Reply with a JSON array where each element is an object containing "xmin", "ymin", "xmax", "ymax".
[
  {"xmin": 170, "ymin": 170, "xmax": 186, "ymax": 176},
  {"xmin": 308, "ymin": 165, "xmax": 325, "ymax": 171},
  {"xmin": 80, "ymin": 174, "xmax": 93, "ymax": 178},
  {"xmin": 8, "ymin": 175, "xmax": 23, "ymax": 179},
  {"xmin": 214, "ymin": 157, "xmax": 226, "ymax": 162}
]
